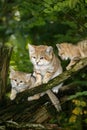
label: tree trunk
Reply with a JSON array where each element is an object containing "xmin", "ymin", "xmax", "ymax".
[{"xmin": 0, "ymin": 44, "xmax": 12, "ymax": 102}]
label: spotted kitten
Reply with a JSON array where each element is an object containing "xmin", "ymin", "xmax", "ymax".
[
  {"xmin": 56, "ymin": 40, "xmax": 87, "ymax": 70},
  {"xmin": 9, "ymin": 68, "xmax": 35, "ymax": 100}
]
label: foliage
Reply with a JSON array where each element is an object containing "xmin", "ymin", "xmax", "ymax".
[
  {"xmin": 0, "ymin": 0, "xmax": 87, "ymax": 129},
  {"xmin": 68, "ymin": 91, "xmax": 87, "ymax": 100},
  {"xmin": 0, "ymin": 0, "xmax": 87, "ymax": 71}
]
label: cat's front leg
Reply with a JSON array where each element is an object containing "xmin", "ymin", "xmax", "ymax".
[
  {"xmin": 43, "ymin": 72, "xmax": 53, "ymax": 84},
  {"xmin": 10, "ymin": 89, "xmax": 17, "ymax": 100},
  {"xmin": 34, "ymin": 72, "xmax": 42, "ymax": 86}
]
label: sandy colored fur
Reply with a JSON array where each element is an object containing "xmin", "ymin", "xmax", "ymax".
[
  {"xmin": 28, "ymin": 44, "xmax": 63, "ymax": 110},
  {"xmin": 77, "ymin": 40, "xmax": 87, "ymax": 57},
  {"xmin": 28, "ymin": 44, "xmax": 63, "ymax": 88},
  {"xmin": 56, "ymin": 40, "xmax": 87, "ymax": 70},
  {"xmin": 9, "ymin": 69, "xmax": 36, "ymax": 100}
]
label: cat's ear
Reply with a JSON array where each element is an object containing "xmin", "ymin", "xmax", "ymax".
[
  {"xmin": 28, "ymin": 44, "xmax": 35, "ymax": 54},
  {"xmin": 26, "ymin": 74, "xmax": 31, "ymax": 82},
  {"xmin": 56, "ymin": 44, "xmax": 61, "ymax": 50},
  {"xmin": 46, "ymin": 46, "xmax": 53, "ymax": 55},
  {"xmin": 9, "ymin": 67, "xmax": 15, "ymax": 78}
]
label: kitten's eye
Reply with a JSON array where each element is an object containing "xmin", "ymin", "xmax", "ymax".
[
  {"xmin": 14, "ymin": 79, "xmax": 17, "ymax": 81},
  {"xmin": 20, "ymin": 81, "xmax": 23, "ymax": 83},
  {"xmin": 33, "ymin": 56, "xmax": 36, "ymax": 59},
  {"xmin": 40, "ymin": 57, "xmax": 44, "ymax": 59},
  {"xmin": 60, "ymin": 52, "xmax": 64, "ymax": 55}
]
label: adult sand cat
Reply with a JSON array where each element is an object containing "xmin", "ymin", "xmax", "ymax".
[
  {"xmin": 56, "ymin": 40, "xmax": 87, "ymax": 70},
  {"xmin": 28, "ymin": 44, "xmax": 63, "ymax": 111},
  {"xmin": 9, "ymin": 68, "xmax": 36, "ymax": 100},
  {"xmin": 9, "ymin": 68, "xmax": 62, "ymax": 111}
]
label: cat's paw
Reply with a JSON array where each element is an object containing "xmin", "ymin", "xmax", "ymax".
[
  {"xmin": 10, "ymin": 94, "xmax": 16, "ymax": 100},
  {"xmin": 35, "ymin": 81, "xmax": 42, "ymax": 86},
  {"xmin": 66, "ymin": 66, "xmax": 71, "ymax": 70},
  {"xmin": 43, "ymin": 78, "xmax": 49, "ymax": 84},
  {"xmin": 52, "ymin": 88, "xmax": 58, "ymax": 93},
  {"xmin": 27, "ymin": 96, "xmax": 34, "ymax": 101}
]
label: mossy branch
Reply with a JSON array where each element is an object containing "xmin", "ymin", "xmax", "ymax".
[{"xmin": 16, "ymin": 57, "xmax": 87, "ymax": 101}]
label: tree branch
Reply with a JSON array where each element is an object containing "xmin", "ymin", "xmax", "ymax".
[
  {"xmin": 0, "ymin": 58, "xmax": 87, "ymax": 126},
  {"xmin": 15, "ymin": 57, "xmax": 87, "ymax": 101},
  {"xmin": 0, "ymin": 120, "xmax": 63, "ymax": 130}
]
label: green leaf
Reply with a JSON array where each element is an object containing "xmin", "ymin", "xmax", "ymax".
[{"xmin": 68, "ymin": 91, "xmax": 87, "ymax": 100}]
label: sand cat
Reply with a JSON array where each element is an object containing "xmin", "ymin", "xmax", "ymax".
[
  {"xmin": 77, "ymin": 40, "xmax": 87, "ymax": 56},
  {"xmin": 28, "ymin": 44, "xmax": 63, "ymax": 111},
  {"xmin": 9, "ymin": 68, "xmax": 61, "ymax": 111},
  {"xmin": 28, "ymin": 44, "xmax": 63, "ymax": 93},
  {"xmin": 56, "ymin": 40, "xmax": 87, "ymax": 70},
  {"xmin": 9, "ymin": 68, "xmax": 36, "ymax": 100}
]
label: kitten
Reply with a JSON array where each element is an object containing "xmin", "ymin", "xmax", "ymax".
[
  {"xmin": 77, "ymin": 40, "xmax": 87, "ymax": 56},
  {"xmin": 9, "ymin": 68, "xmax": 62, "ymax": 111},
  {"xmin": 28, "ymin": 44, "xmax": 63, "ymax": 93},
  {"xmin": 28, "ymin": 44, "xmax": 63, "ymax": 111},
  {"xmin": 9, "ymin": 68, "xmax": 36, "ymax": 100},
  {"xmin": 56, "ymin": 40, "xmax": 87, "ymax": 70}
]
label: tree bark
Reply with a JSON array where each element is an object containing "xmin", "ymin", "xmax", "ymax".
[
  {"xmin": 0, "ymin": 121, "xmax": 63, "ymax": 130},
  {"xmin": 0, "ymin": 45, "xmax": 13, "ymax": 102},
  {"xmin": 15, "ymin": 57, "xmax": 87, "ymax": 101}
]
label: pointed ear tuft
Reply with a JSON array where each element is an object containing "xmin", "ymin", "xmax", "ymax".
[
  {"xmin": 28, "ymin": 44, "xmax": 35, "ymax": 54},
  {"xmin": 26, "ymin": 74, "xmax": 31, "ymax": 82},
  {"xmin": 56, "ymin": 44, "xmax": 61, "ymax": 50},
  {"xmin": 9, "ymin": 67, "xmax": 15, "ymax": 78},
  {"xmin": 46, "ymin": 46, "xmax": 53, "ymax": 54},
  {"xmin": 9, "ymin": 67, "xmax": 15, "ymax": 73}
]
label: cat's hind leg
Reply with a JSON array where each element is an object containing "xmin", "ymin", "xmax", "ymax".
[
  {"xmin": 28, "ymin": 93, "xmax": 41, "ymax": 101},
  {"xmin": 66, "ymin": 57, "xmax": 80, "ymax": 70}
]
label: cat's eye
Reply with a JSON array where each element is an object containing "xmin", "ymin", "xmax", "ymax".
[
  {"xmin": 60, "ymin": 52, "xmax": 64, "ymax": 55},
  {"xmin": 14, "ymin": 79, "xmax": 17, "ymax": 81},
  {"xmin": 20, "ymin": 81, "xmax": 23, "ymax": 83},
  {"xmin": 40, "ymin": 57, "xmax": 44, "ymax": 59},
  {"xmin": 33, "ymin": 56, "xmax": 36, "ymax": 59}
]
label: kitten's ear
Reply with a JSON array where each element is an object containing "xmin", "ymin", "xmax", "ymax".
[
  {"xmin": 28, "ymin": 44, "xmax": 35, "ymax": 54},
  {"xmin": 56, "ymin": 44, "xmax": 61, "ymax": 50},
  {"xmin": 26, "ymin": 74, "xmax": 31, "ymax": 82},
  {"xmin": 9, "ymin": 67, "xmax": 15, "ymax": 78},
  {"xmin": 46, "ymin": 46, "xmax": 53, "ymax": 55}
]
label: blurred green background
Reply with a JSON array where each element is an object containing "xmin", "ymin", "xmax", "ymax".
[
  {"xmin": 0, "ymin": 0, "xmax": 87, "ymax": 129},
  {"xmin": 0, "ymin": 0, "xmax": 87, "ymax": 72}
]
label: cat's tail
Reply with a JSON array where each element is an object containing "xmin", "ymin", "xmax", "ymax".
[{"xmin": 46, "ymin": 90, "xmax": 61, "ymax": 112}]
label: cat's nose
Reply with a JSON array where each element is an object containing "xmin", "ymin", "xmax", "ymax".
[
  {"xmin": 17, "ymin": 83, "xmax": 19, "ymax": 85},
  {"xmin": 36, "ymin": 60, "xmax": 39, "ymax": 65},
  {"xmin": 36, "ymin": 62, "xmax": 39, "ymax": 65}
]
